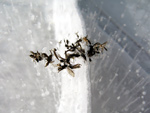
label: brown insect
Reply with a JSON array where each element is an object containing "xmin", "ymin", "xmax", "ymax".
[
  {"xmin": 57, "ymin": 63, "xmax": 68, "ymax": 72},
  {"xmin": 57, "ymin": 64, "xmax": 75, "ymax": 77},
  {"xmin": 44, "ymin": 50, "xmax": 54, "ymax": 67},
  {"xmin": 29, "ymin": 33, "xmax": 108, "ymax": 77},
  {"xmin": 67, "ymin": 67, "xmax": 75, "ymax": 77},
  {"xmin": 52, "ymin": 48, "xmax": 59, "ymax": 60},
  {"xmin": 93, "ymin": 41, "xmax": 107, "ymax": 53},
  {"xmin": 69, "ymin": 64, "xmax": 81, "ymax": 69},
  {"xmin": 82, "ymin": 36, "xmax": 91, "ymax": 45},
  {"xmin": 29, "ymin": 51, "xmax": 43, "ymax": 62}
]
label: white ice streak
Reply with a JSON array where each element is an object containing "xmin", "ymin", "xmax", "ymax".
[{"xmin": 53, "ymin": 0, "xmax": 90, "ymax": 113}]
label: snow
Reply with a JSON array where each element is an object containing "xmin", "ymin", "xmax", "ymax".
[{"xmin": 52, "ymin": 0, "xmax": 90, "ymax": 112}]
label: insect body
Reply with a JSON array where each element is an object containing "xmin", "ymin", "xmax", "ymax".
[
  {"xmin": 45, "ymin": 50, "xmax": 54, "ymax": 67},
  {"xmin": 30, "ymin": 51, "xmax": 43, "ymax": 62}
]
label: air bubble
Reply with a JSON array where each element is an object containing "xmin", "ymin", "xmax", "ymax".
[
  {"xmin": 121, "ymin": 49, "xmax": 124, "ymax": 53},
  {"xmin": 115, "ymin": 73, "xmax": 118, "ymax": 76},
  {"xmin": 22, "ymin": 83, "xmax": 26, "ymax": 87},
  {"xmin": 121, "ymin": 13, "xmax": 124, "ymax": 18},
  {"xmin": 27, "ymin": 29, "xmax": 32, "ymax": 34},
  {"xmin": 141, "ymin": 107, "xmax": 144, "ymax": 111},
  {"xmin": 100, "ymin": 17, "xmax": 103, "ymax": 22},
  {"xmin": 142, "ymin": 101, "xmax": 146, "ymax": 105},
  {"xmin": 118, "ymin": 38, "xmax": 121, "ymax": 42},
  {"xmin": 19, "ymin": 46, "xmax": 23, "ymax": 50},
  {"xmin": 136, "ymin": 23, "xmax": 139, "ymax": 26},
  {"xmin": 30, "ymin": 15, "xmax": 35, "ymax": 20},
  {"xmin": 37, "ymin": 22, "xmax": 41, "ymax": 29},
  {"xmin": 16, "ymin": 94, "xmax": 20, "ymax": 99},
  {"xmin": 117, "ymin": 96, "xmax": 120, "ymax": 100},
  {"xmin": 136, "ymin": 69, "xmax": 140, "ymax": 73},
  {"xmin": 30, "ymin": 101, "xmax": 35, "ymax": 106},
  {"xmin": 135, "ymin": 33, "xmax": 138, "ymax": 36},
  {"xmin": 20, "ymin": 109, "xmax": 23, "ymax": 112},
  {"xmin": 120, "ymin": 1, "xmax": 123, "ymax": 4},
  {"xmin": 37, "ymin": 72, "xmax": 41, "ymax": 76},
  {"xmin": 142, "ymin": 91, "xmax": 146, "ymax": 95}
]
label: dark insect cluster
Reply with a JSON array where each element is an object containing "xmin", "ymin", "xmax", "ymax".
[{"xmin": 29, "ymin": 33, "xmax": 107, "ymax": 77}]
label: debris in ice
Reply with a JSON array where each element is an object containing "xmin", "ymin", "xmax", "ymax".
[{"xmin": 29, "ymin": 33, "xmax": 107, "ymax": 77}]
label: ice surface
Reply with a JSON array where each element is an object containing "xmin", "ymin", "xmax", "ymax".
[
  {"xmin": 53, "ymin": 0, "xmax": 90, "ymax": 113},
  {"xmin": 0, "ymin": 0, "xmax": 90, "ymax": 113},
  {"xmin": 0, "ymin": 0, "xmax": 59, "ymax": 113},
  {"xmin": 78, "ymin": 0, "xmax": 150, "ymax": 113},
  {"xmin": 1, "ymin": 0, "xmax": 150, "ymax": 113}
]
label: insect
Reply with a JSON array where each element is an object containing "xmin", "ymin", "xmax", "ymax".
[
  {"xmin": 93, "ymin": 41, "xmax": 107, "ymax": 53},
  {"xmin": 44, "ymin": 50, "xmax": 54, "ymax": 67},
  {"xmin": 82, "ymin": 35, "xmax": 91, "ymax": 45},
  {"xmin": 29, "ymin": 51, "xmax": 43, "ymax": 62},
  {"xmin": 67, "ymin": 67, "xmax": 75, "ymax": 77},
  {"xmin": 57, "ymin": 63, "xmax": 68, "ymax": 72},
  {"xmin": 29, "ymin": 33, "xmax": 108, "ymax": 77},
  {"xmin": 69, "ymin": 64, "xmax": 81, "ymax": 69},
  {"xmin": 52, "ymin": 48, "xmax": 59, "ymax": 60},
  {"xmin": 57, "ymin": 63, "xmax": 75, "ymax": 77}
]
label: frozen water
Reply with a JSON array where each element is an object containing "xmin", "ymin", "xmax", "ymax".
[
  {"xmin": 53, "ymin": 0, "xmax": 90, "ymax": 113},
  {"xmin": 0, "ymin": 0, "xmax": 90, "ymax": 113},
  {"xmin": 1, "ymin": 0, "xmax": 150, "ymax": 113},
  {"xmin": 78, "ymin": 0, "xmax": 150, "ymax": 113}
]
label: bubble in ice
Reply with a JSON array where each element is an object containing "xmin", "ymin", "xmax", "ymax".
[
  {"xmin": 37, "ymin": 22, "xmax": 41, "ymax": 29},
  {"xmin": 16, "ymin": 94, "xmax": 20, "ymax": 99},
  {"xmin": 117, "ymin": 96, "xmax": 120, "ymax": 100},
  {"xmin": 27, "ymin": 29, "xmax": 32, "ymax": 34},
  {"xmin": 136, "ymin": 69, "xmax": 140, "ymax": 73},
  {"xmin": 22, "ymin": 83, "xmax": 26, "ymax": 87},
  {"xmin": 118, "ymin": 38, "xmax": 121, "ymax": 42},
  {"xmin": 141, "ymin": 107, "xmax": 145, "ymax": 111},
  {"xmin": 123, "ymin": 24, "xmax": 126, "ymax": 27},
  {"xmin": 135, "ymin": 33, "xmax": 138, "ymax": 36},
  {"xmin": 20, "ymin": 109, "xmax": 24, "ymax": 112},
  {"xmin": 48, "ymin": 26, "xmax": 51, "ymax": 31},
  {"xmin": 30, "ymin": 15, "xmax": 35, "ymax": 21},
  {"xmin": 37, "ymin": 72, "xmax": 41, "ymax": 76},
  {"xmin": 19, "ymin": 46, "xmax": 23, "ymax": 50},
  {"xmin": 121, "ymin": 13, "xmax": 124, "ymax": 18},
  {"xmin": 142, "ymin": 101, "xmax": 146, "ymax": 105},
  {"xmin": 120, "ymin": 1, "xmax": 124, "ymax": 4},
  {"xmin": 142, "ymin": 91, "xmax": 146, "ymax": 95},
  {"xmin": 115, "ymin": 73, "xmax": 118, "ymax": 76},
  {"xmin": 136, "ymin": 23, "xmax": 139, "ymax": 26},
  {"xmin": 121, "ymin": 48, "xmax": 125, "ymax": 53},
  {"xmin": 100, "ymin": 17, "xmax": 103, "ymax": 21},
  {"xmin": 30, "ymin": 101, "xmax": 35, "ymax": 106},
  {"xmin": 49, "ymin": 41, "xmax": 53, "ymax": 44}
]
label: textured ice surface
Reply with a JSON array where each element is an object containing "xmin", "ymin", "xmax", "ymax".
[
  {"xmin": 0, "ymin": 1, "xmax": 58, "ymax": 113},
  {"xmin": 0, "ymin": 0, "xmax": 90, "ymax": 113},
  {"xmin": 1, "ymin": 0, "xmax": 150, "ymax": 113},
  {"xmin": 78, "ymin": 0, "xmax": 150, "ymax": 113}
]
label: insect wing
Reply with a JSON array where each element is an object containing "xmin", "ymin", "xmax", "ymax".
[{"xmin": 67, "ymin": 67, "xmax": 75, "ymax": 77}]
